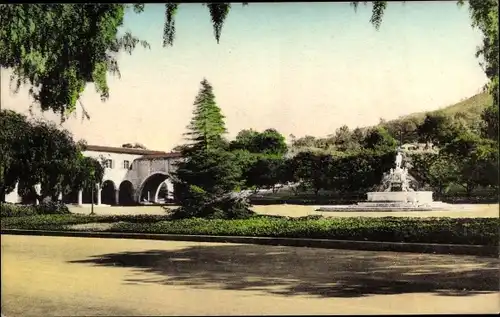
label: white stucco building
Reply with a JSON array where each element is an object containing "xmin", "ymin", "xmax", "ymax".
[{"xmin": 4, "ymin": 145, "xmax": 182, "ymax": 206}]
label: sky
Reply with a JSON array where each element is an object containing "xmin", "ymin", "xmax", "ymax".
[{"xmin": 1, "ymin": 2, "xmax": 488, "ymax": 152}]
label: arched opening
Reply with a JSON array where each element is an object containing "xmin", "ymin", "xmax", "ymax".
[
  {"xmin": 82, "ymin": 185, "xmax": 97, "ymax": 204},
  {"xmin": 119, "ymin": 181, "xmax": 135, "ymax": 206},
  {"xmin": 139, "ymin": 173, "xmax": 170, "ymax": 204},
  {"xmin": 62, "ymin": 189, "xmax": 78, "ymax": 204},
  {"xmin": 156, "ymin": 182, "xmax": 168, "ymax": 203},
  {"xmin": 101, "ymin": 180, "xmax": 116, "ymax": 205},
  {"xmin": 155, "ymin": 180, "xmax": 174, "ymax": 204}
]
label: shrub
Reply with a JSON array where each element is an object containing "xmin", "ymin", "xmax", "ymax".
[
  {"xmin": 1, "ymin": 201, "xmax": 71, "ymax": 217},
  {"xmin": 1, "ymin": 203, "xmax": 37, "ymax": 217},
  {"xmin": 33, "ymin": 201, "xmax": 71, "ymax": 215},
  {"xmin": 1, "ymin": 214, "xmax": 498, "ymax": 246}
]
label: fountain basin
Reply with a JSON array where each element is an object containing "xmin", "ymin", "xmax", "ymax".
[
  {"xmin": 366, "ymin": 191, "xmax": 433, "ymax": 204},
  {"xmin": 317, "ymin": 191, "xmax": 454, "ymax": 212},
  {"xmin": 316, "ymin": 201, "xmax": 454, "ymax": 212}
]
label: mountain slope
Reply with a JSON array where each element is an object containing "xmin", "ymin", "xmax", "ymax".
[
  {"xmin": 393, "ymin": 92, "xmax": 492, "ymax": 124},
  {"xmin": 291, "ymin": 92, "xmax": 493, "ymax": 153}
]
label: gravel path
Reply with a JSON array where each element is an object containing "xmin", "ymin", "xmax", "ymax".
[{"xmin": 2, "ymin": 235, "xmax": 498, "ymax": 316}]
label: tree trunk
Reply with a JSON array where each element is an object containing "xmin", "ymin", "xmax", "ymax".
[{"xmin": 465, "ymin": 183, "xmax": 474, "ymax": 197}]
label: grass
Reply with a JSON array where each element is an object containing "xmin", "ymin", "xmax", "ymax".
[
  {"xmin": 1, "ymin": 214, "xmax": 498, "ymax": 246},
  {"xmin": 403, "ymin": 92, "xmax": 492, "ymax": 122}
]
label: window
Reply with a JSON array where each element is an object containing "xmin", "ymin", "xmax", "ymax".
[
  {"xmin": 104, "ymin": 159, "xmax": 114, "ymax": 169},
  {"xmin": 123, "ymin": 160, "xmax": 130, "ymax": 170}
]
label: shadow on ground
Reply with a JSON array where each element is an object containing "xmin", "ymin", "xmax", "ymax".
[{"xmin": 69, "ymin": 244, "xmax": 499, "ymax": 298}]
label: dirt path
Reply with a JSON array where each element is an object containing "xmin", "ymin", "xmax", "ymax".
[{"xmin": 2, "ymin": 235, "xmax": 498, "ymax": 316}]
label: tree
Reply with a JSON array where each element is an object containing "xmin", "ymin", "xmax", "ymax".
[
  {"xmin": 229, "ymin": 129, "xmax": 259, "ymax": 152},
  {"xmin": 0, "ymin": 110, "xmax": 32, "ymax": 201},
  {"xmin": 291, "ymin": 152, "xmax": 333, "ymax": 195},
  {"xmin": 66, "ymin": 152, "xmax": 105, "ymax": 196},
  {"xmin": 333, "ymin": 125, "xmax": 358, "ymax": 152},
  {"xmin": 184, "ymin": 78, "xmax": 227, "ymax": 152},
  {"xmin": 416, "ymin": 113, "xmax": 460, "ymax": 146},
  {"xmin": 293, "ymin": 135, "xmax": 317, "ymax": 148},
  {"xmin": 173, "ymin": 79, "xmax": 252, "ymax": 219},
  {"xmin": 15, "ymin": 119, "xmax": 82, "ymax": 202},
  {"xmin": 0, "ymin": 4, "xmax": 150, "ymax": 119},
  {"xmin": 351, "ymin": 127, "xmax": 366, "ymax": 144},
  {"xmin": 2, "ymin": 2, "xmax": 497, "ymax": 122},
  {"xmin": 383, "ymin": 117, "xmax": 421, "ymax": 144},
  {"xmin": 443, "ymin": 131, "xmax": 499, "ymax": 195},
  {"xmin": 230, "ymin": 128, "xmax": 288, "ymax": 156},
  {"xmin": 427, "ymin": 155, "xmax": 461, "ymax": 196},
  {"xmin": 457, "ymin": 0, "xmax": 499, "ymax": 104},
  {"xmin": 244, "ymin": 156, "xmax": 285, "ymax": 192},
  {"xmin": 256, "ymin": 129, "xmax": 288, "ymax": 156},
  {"xmin": 480, "ymin": 104, "xmax": 499, "ymax": 141},
  {"xmin": 363, "ymin": 126, "xmax": 398, "ymax": 150},
  {"xmin": 173, "ymin": 149, "xmax": 252, "ymax": 219},
  {"xmin": 171, "ymin": 144, "xmax": 189, "ymax": 152},
  {"xmin": 0, "ymin": 110, "xmax": 104, "ymax": 203}
]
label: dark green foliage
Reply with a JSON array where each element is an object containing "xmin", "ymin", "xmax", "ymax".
[
  {"xmin": 174, "ymin": 80, "xmax": 253, "ymax": 219},
  {"xmin": 417, "ymin": 113, "xmax": 460, "ymax": 146},
  {"xmin": 362, "ymin": 126, "xmax": 398, "ymax": 150},
  {"xmin": 1, "ymin": 202, "xmax": 69, "ymax": 217},
  {"xmin": 0, "ymin": 110, "xmax": 31, "ymax": 200},
  {"xmin": 175, "ymin": 150, "xmax": 241, "ymax": 197},
  {"xmin": 2, "ymin": 2, "xmax": 496, "ymax": 127},
  {"xmin": 244, "ymin": 156, "xmax": 286, "ymax": 191},
  {"xmin": 332, "ymin": 125, "xmax": 359, "ymax": 152},
  {"xmin": 408, "ymin": 152, "xmax": 458, "ymax": 194},
  {"xmin": 331, "ymin": 149, "xmax": 395, "ymax": 193},
  {"xmin": 291, "ymin": 152, "xmax": 333, "ymax": 195},
  {"xmin": 174, "ymin": 149, "xmax": 254, "ymax": 219},
  {"xmin": 382, "ymin": 117, "xmax": 421, "ymax": 144},
  {"xmin": 18, "ymin": 119, "xmax": 80, "ymax": 201},
  {"xmin": 33, "ymin": 201, "xmax": 71, "ymax": 215},
  {"xmin": 443, "ymin": 131, "xmax": 499, "ymax": 195},
  {"xmin": 184, "ymin": 79, "xmax": 227, "ymax": 152},
  {"xmin": 0, "ymin": 4, "xmax": 149, "ymax": 119},
  {"xmin": 67, "ymin": 152, "xmax": 105, "ymax": 194},
  {"xmin": 230, "ymin": 128, "xmax": 288, "ymax": 156},
  {"xmin": 458, "ymin": 0, "xmax": 498, "ymax": 107},
  {"xmin": 480, "ymin": 104, "xmax": 499, "ymax": 141},
  {"xmin": 0, "ymin": 110, "xmax": 104, "ymax": 203},
  {"xmin": 1, "ymin": 203, "xmax": 38, "ymax": 217},
  {"xmin": 2, "ymin": 214, "xmax": 498, "ymax": 246}
]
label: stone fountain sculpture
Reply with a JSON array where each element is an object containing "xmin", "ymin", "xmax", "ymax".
[
  {"xmin": 365, "ymin": 147, "xmax": 433, "ymax": 206},
  {"xmin": 317, "ymin": 147, "xmax": 451, "ymax": 211}
]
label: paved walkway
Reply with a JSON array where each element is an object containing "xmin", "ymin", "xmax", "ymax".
[
  {"xmin": 2, "ymin": 235, "xmax": 498, "ymax": 316},
  {"xmin": 69, "ymin": 203, "xmax": 500, "ymax": 218}
]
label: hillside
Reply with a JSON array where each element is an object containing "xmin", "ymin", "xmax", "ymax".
[
  {"xmin": 390, "ymin": 92, "xmax": 492, "ymax": 125},
  {"xmin": 290, "ymin": 92, "xmax": 493, "ymax": 153}
]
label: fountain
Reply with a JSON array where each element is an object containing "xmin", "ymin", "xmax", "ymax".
[{"xmin": 317, "ymin": 147, "xmax": 453, "ymax": 212}]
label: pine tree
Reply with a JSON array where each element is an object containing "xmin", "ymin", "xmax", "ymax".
[
  {"xmin": 172, "ymin": 78, "xmax": 253, "ymax": 219},
  {"xmin": 185, "ymin": 78, "xmax": 227, "ymax": 152}
]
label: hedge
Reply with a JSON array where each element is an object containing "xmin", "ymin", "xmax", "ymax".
[
  {"xmin": 1, "ymin": 214, "xmax": 498, "ymax": 246},
  {"xmin": 1, "ymin": 202, "xmax": 70, "ymax": 217}
]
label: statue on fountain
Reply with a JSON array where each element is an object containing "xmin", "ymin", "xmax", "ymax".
[{"xmin": 395, "ymin": 150, "xmax": 403, "ymax": 170}]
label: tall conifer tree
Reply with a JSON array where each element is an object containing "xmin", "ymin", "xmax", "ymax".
[{"xmin": 184, "ymin": 79, "xmax": 227, "ymax": 152}]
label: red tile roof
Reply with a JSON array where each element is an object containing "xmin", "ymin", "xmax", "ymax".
[
  {"xmin": 85, "ymin": 144, "xmax": 170, "ymax": 156},
  {"xmin": 138, "ymin": 152, "xmax": 183, "ymax": 160}
]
